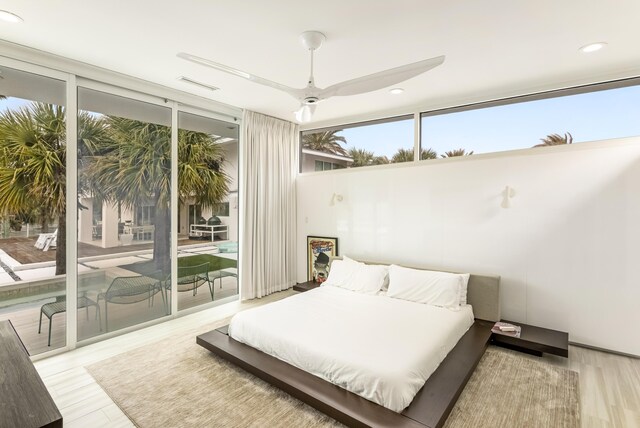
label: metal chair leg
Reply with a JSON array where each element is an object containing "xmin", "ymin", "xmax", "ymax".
[
  {"xmin": 160, "ymin": 285, "xmax": 169, "ymax": 315},
  {"xmin": 38, "ymin": 309, "xmax": 43, "ymax": 334},
  {"xmin": 96, "ymin": 304, "xmax": 102, "ymax": 331},
  {"xmin": 208, "ymin": 280, "xmax": 215, "ymax": 301},
  {"xmin": 47, "ymin": 315, "xmax": 52, "ymax": 347}
]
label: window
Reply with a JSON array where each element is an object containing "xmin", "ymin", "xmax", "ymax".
[
  {"xmin": 211, "ymin": 202, "xmax": 230, "ymax": 217},
  {"xmin": 301, "ymin": 115, "xmax": 414, "ymax": 172},
  {"xmin": 0, "ymin": 55, "xmax": 241, "ymax": 355},
  {"xmin": 421, "ymin": 83, "xmax": 640, "ymax": 158},
  {"xmin": 136, "ymin": 205, "xmax": 156, "ymax": 226},
  {"xmin": 0, "ymin": 66, "xmax": 68, "ymax": 354},
  {"xmin": 314, "ymin": 160, "xmax": 344, "ymax": 171}
]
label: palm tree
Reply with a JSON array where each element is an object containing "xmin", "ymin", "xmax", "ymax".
[
  {"xmin": 373, "ymin": 155, "xmax": 390, "ymax": 165},
  {"xmin": 391, "ymin": 148, "xmax": 414, "ymax": 163},
  {"xmin": 534, "ymin": 132, "xmax": 573, "ymax": 147},
  {"xmin": 303, "ymin": 131, "xmax": 348, "ymax": 156},
  {"xmin": 0, "ymin": 103, "xmax": 109, "ymax": 275},
  {"xmin": 88, "ymin": 117, "xmax": 229, "ymax": 272},
  {"xmin": 441, "ymin": 148, "xmax": 474, "ymax": 158},
  {"xmin": 421, "ymin": 148, "xmax": 438, "ymax": 160},
  {"xmin": 348, "ymin": 148, "xmax": 374, "ymax": 167},
  {"xmin": 391, "ymin": 147, "xmax": 438, "ymax": 163}
]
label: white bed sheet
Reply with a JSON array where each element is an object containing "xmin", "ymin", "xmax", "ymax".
[{"xmin": 228, "ymin": 285, "xmax": 474, "ymax": 412}]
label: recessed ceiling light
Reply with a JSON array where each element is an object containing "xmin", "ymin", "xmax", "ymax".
[
  {"xmin": 389, "ymin": 88, "xmax": 404, "ymax": 95},
  {"xmin": 579, "ymin": 42, "xmax": 607, "ymax": 53},
  {"xmin": 0, "ymin": 10, "xmax": 23, "ymax": 23}
]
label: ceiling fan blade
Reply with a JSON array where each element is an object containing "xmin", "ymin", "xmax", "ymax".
[
  {"xmin": 294, "ymin": 104, "xmax": 316, "ymax": 123},
  {"xmin": 317, "ymin": 55, "xmax": 445, "ymax": 98},
  {"xmin": 177, "ymin": 52, "xmax": 304, "ymax": 99}
]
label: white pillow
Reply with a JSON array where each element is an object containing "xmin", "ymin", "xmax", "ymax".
[
  {"xmin": 324, "ymin": 256, "xmax": 387, "ymax": 295},
  {"xmin": 459, "ymin": 273, "xmax": 470, "ymax": 306},
  {"xmin": 387, "ymin": 265, "xmax": 463, "ymax": 309},
  {"xmin": 323, "ymin": 259, "xmax": 358, "ymax": 287},
  {"xmin": 343, "ymin": 256, "xmax": 391, "ymax": 291}
]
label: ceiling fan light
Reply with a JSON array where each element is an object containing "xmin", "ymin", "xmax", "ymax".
[{"xmin": 295, "ymin": 105, "xmax": 312, "ymax": 123}]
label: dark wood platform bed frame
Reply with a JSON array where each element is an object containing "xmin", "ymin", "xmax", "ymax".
[{"xmin": 197, "ymin": 269, "xmax": 501, "ymax": 428}]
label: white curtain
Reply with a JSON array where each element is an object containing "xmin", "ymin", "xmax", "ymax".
[{"xmin": 240, "ymin": 111, "xmax": 299, "ymax": 299}]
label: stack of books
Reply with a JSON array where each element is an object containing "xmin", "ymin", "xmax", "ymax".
[{"xmin": 492, "ymin": 321, "xmax": 521, "ymax": 338}]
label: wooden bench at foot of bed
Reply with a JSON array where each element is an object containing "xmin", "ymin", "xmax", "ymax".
[{"xmin": 196, "ymin": 320, "xmax": 493, "ymax": 428}]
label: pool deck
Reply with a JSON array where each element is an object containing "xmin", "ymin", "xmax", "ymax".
[{"xmin": 0, "ymin": 239, "xmax": 239, "ymax": 355}]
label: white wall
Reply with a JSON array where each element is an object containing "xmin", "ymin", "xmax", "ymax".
[{"xmin": 296, "ymin": 137, "xmax": 640, "ymax": 356}]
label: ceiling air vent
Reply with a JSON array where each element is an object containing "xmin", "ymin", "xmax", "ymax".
[{"xmin": 178, "ymin": 76, "xmax": 219, "ymax": 92}]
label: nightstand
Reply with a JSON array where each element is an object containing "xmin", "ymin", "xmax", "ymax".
[
  {"xmin": 293, "ymin": 280, "xmax": 320, "ymax": 292},
  {"xmin": 491, "ymin": 320, "xmax": 569, "ymax": 357}
]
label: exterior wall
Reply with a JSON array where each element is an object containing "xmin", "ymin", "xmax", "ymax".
[
  {"xmin": 221, "ymin": 142, "xmax": 239, "ymax": 193},
  {"xmin": 101, "ymin": 201, "xmax": 119, "ymax": 248},
  {"xmin": 78, "ymin": 198, "xmax": 93, "ymax": 244},
  {"xmin": 297, "ymin": 137, "xmax": 640, "ymax": 356},
  {"xmin": 180, "ymin": 196, "xmax": 238, "ymax": 242},
  {"xmin": 179, "ymin": 141, "xmax": 239, "ymax": 242}
]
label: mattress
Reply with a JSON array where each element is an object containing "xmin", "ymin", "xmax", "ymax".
[{"xmin": 228, "ymin": 285, "xmax": 474, "ymax": 412}]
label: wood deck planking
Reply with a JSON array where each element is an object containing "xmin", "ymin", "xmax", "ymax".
[{"xmin": 0, "ymin": 237, "xmax": 210, "ymax": 265}]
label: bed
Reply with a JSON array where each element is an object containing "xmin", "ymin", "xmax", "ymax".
[{"xmin": 197, "ymin": 262, "xmax": 500, "ymax": 428}]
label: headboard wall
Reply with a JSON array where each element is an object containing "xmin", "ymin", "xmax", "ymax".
[
  {"xmin": 465, "ymin": 273, "xmax": 501, "ymax": 322},
  {"xmin": 334, "ymin": 258, "xmax": 501, "ymax": 322}
]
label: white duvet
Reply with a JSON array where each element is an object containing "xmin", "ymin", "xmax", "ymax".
[{"xmin": 228, "ymin": 285, "xmax": 474, "ymax": 412}]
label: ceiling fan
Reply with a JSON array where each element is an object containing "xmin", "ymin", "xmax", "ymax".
[{"xmin": 177, "ymin": 31, "xmax": 445, "ymax": 123}]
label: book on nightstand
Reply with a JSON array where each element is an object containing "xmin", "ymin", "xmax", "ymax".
[{"xmin": 492, "ymin": 321, "xmax": 522, "ymax": 338}]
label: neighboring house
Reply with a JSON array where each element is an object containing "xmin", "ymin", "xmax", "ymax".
[
  {"xmin": 78, "ymin": 140, "xmax": 239, "ymax": 248},
  {"xmin": 300, "ymin": 148, "xmax": 353, "ymax": 172}
]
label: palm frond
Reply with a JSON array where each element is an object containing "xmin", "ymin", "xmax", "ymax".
[
  {"xmin": 534, "ymin": 132, "xmax": 573, "ymax": 147},
  {"xmin": 441, "ymin": 148, "xmax": 474, "ymax": 158}
]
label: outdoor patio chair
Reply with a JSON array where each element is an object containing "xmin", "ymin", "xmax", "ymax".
[
  {"xmin": 211, "ymin": 268, "xmax": 238, "ymax": 293},
  {"xmin": 97, "ymin": 273, "xmax": 163, "ymax": 332},
  {"xmin": 34, "ymin": 229, "xmax": 58, "ymax": 251},
  {"xmin": 165, "ymin": 262, "xmax": 213, "ymax": 302},
  {"xmin": 38, "ymin": 294, "xmax": 100, "ymax": 346}
]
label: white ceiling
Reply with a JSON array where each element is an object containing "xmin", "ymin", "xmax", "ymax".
[{"xmin": 1, "ymin": 0, "xmax": 639, "ymax": 127}]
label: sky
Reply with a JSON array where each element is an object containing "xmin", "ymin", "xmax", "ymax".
[
  {"xmin": 0, "ymin": 97, "xmax": 32, "ymax": 111},
  {"xmin": 337, "ymin": 85, "xmax": 640, "ymax": 159},
  {"xmin": 4, "ymin": 84, "xmax": 640, "ymax": 160}
]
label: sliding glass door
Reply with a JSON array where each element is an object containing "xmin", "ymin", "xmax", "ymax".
[
  {"xmin": 0, "ymin": 55, "xmax": 242, "ymax": 355},
  {"xmin": 176, "ymin": 111, "xmax": 239, "ymax": 311},
  {"xmin": 0, "ymin": 65, "xmax": 68, "ymax": 355},
  {"xmin": 76, "ymin": 87, "xmax": 172, "ymax": 339}
]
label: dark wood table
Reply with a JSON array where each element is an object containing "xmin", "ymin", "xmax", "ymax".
[
  {"xmin": 0, "ymin": 320, "xmax": 62, "ymax": 428},
  {"xmin": 293, "ymin": 280, "xmax": 320, "ymax": 292},
  {"xmin": 491, "ymin": 320, "xmax": 569, "ymax": 357}
]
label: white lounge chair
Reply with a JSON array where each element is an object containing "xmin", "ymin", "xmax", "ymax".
[{"xmin": 35, "ymin": 229, "xmax": 57, "ymax": 251}]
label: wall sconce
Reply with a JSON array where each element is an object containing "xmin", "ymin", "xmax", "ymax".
[
  {"xmin": 330, "ymin": 193, "xmax": 343, "ymax": 206},
  {"xmin": 501, "ymin": 186, "xmax": 515, "ymax": 209}
]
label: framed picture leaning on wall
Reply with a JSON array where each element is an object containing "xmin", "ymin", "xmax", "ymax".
[{"xmin": 307, "ymin": 236, "xmax": 339, "ymax": 283}]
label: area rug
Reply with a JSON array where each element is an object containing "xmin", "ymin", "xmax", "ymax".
[{"xmin": 87, "ymin": 321, "xmax": 580, "ymax": 428}]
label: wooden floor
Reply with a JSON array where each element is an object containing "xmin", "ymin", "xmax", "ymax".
[
  {"xmin": 32, "ymin": 290, "xmax": 640, "ymax": 428},
  {"xmin": 0, "ymin": 237, "xmax": 210, "ymax": 264}
]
